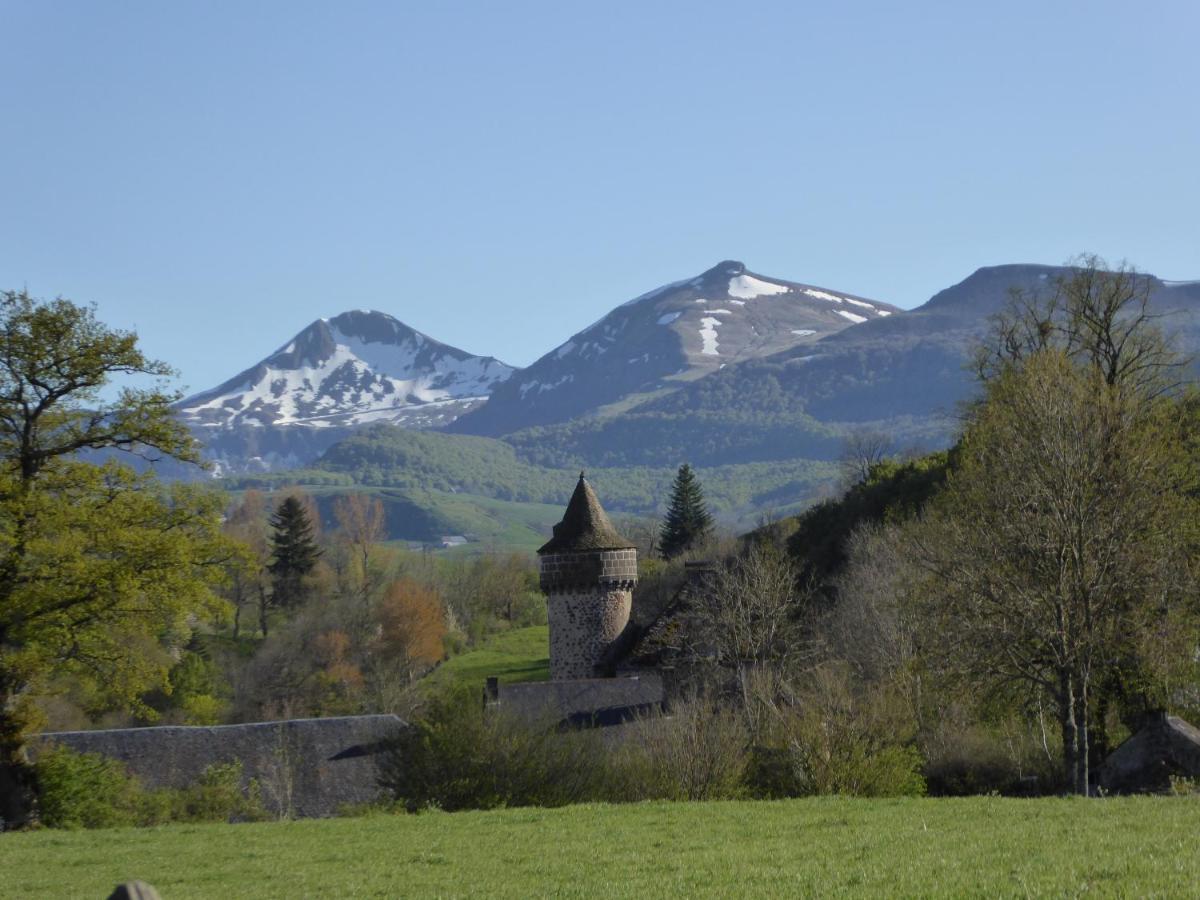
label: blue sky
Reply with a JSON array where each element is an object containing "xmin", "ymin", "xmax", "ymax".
[{"xmin": 2, "ymin": 1, "xmax": 1197, "ymax": 394}]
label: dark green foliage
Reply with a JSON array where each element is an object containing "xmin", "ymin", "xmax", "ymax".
[
  {"xmin": 222, "ymin": 424, "xmax": 839, "ymax": 534},
  {"xmin": 379, "ymin": 688, "xmax": 608, "ymax": 812},
  {"xmin": 659, "ymin": 464, "xmax": 714, "ymax": 559},
  {"xmin": 785, "ymin": 450, "xmax": 952, "ymax": 591},
  {"xmin": 268, "ymin": 496, "xmax": 320, "ymax": 608}
]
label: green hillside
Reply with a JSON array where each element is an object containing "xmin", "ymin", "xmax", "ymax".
[{"xmin": 223, "ymin": 425, "xmax": 838, "ymax": 547}]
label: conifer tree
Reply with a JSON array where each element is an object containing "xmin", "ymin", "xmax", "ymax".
[
  {"xmin": 268, "ymin": 495, "xmax": 321, "ymax": 611},
  {"xmin": 660, "ymin": 463, "xmax": 714, "ymax": 559}
]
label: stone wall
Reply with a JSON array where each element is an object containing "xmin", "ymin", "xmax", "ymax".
[
  {"xmin": 33, "ymin": 715, "xmax": 406, "ymax": 819},
  {"xmin": 548, "ymin": 587, "xmax": 633, "ymax": 679}
]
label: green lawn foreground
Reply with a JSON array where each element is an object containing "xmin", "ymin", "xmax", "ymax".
[{"xmin": 3, "ymin": 797, "xmax": 1199, "ymax": 898}]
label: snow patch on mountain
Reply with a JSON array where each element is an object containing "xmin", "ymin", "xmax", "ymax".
[
  {"xmin": 835, "ymin": 310, "xmax": 869, "ymax": 324},
  {"xmin": 699, "ymin": 317, "xmax": 722, "ymax": 355},
  {"xmin": 729, "ymin": 275, "xmax": 791, "ymax": 300},
  {"xmin": 803, "ymin": 289, "xmax": 843, "ymax": 303}
]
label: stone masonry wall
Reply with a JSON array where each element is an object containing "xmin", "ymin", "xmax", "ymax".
[
  {"xmin": 33, "ymin": 715, "xmax": 406, "ymax": 819},
  {"xmin": 539, "ymin": 549, "xmax": 637, "ymax": 592},
  {"xmin": 548, "ymin": 587, "xmax": 633, "ymax": 680}
]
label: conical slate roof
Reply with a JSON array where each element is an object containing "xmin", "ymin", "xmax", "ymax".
[{"xmin": 538, "ymin": 473, "xmax": 635, "ymax": 554}]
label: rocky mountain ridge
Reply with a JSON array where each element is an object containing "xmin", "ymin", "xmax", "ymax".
[{"xmin": 450, "ymin": 260, "xmax": 898, "ymax": 436}]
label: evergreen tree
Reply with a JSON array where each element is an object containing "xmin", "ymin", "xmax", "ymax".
[
  {"xmin": 268, "ymin": 495, "xmax": 321, "ymax": 611},
  {"xmin": 660, "ymin": 463, "xmax": 714, "ymax": 559}
]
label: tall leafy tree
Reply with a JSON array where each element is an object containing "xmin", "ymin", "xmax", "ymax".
[
  {"xmin": 268, "ymin": 495, "xmax": 321, "ymax": 612},
  {"xmin": 915, "ymin": 259, "xmax": 1200, "ymax": 794},
  {"xmin": 0, "ymin": 290, "xmax": 234, "ymax": 825},
  {"xmin": 660, "ymin": 463, "xmax": 714, "ymax": 559}
]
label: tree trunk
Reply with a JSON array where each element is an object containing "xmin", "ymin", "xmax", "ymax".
[
  {"xmin": 0, "ymin": 670, "xmax": 37, "ymax": 829},
  {"xmin": 258, "ymin": 585, "xmax": 270, "ymax": 638},
  {"xmin": 1076, "ymin": 681, "xmax": 1091, "ymax": 795},
  {"xmin": 1059, "ymin": 676, "xmax": 1082, "ymax": 795}
]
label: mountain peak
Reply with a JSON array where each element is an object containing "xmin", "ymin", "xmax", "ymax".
[
  {"xmin": 177, "ymin": 309, "xmax": 515, "ymax": 437},
  {"xmin": 701, "ymin": 259, "xmax": 746, "ymax": 279}
]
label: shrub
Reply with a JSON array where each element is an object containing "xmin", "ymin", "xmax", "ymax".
[
  {"xmin": 921, "ymin": 711, "xmax": 1063, "ymax": 797},
  {"xmin": 35, "ymin": 746, "xmax": 268, "ymax": 828},
  {"xmin": 750, "ymin": 665, "xmax": 926, "ymax": 798},
  {"xmin": 610, "ymin": 694, "xmax": 748, "ymax": 801},
  {"xmin": 34, "ymin": 745, "xmax": 143, "ymax": 829},
  {"xmin": 379, "ymin": 688, "xmax": 608, "ymax": 811},
  {"xmin": 167, "ymin": 762, "xmax": 268, "ymax": 823}
]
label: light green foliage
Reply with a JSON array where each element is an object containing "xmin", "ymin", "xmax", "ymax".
[
  {"xmin": 0, "ymin": 290, "xmax": 235, "ymax": 824},
  {"xmin": 6, "ymin": 797, "xmax": 1200, "ymax": 896},
  {"xmin": 33, "ymin": 745, "xmax": 145, "ymax": 829},
  {"xmin": 33, "ymin": 746, "xmax": 266, "ymax": 828}
]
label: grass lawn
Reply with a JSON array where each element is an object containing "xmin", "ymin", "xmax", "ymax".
[
  {"xmin": 420, "ymin": 625, "xmax": 550, "ymax": 695},
  {"xmin": 3, "ymin": 796, "xmax": 1199, "ymax": 898}
]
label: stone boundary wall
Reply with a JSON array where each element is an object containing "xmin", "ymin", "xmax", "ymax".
[
  {"xmin": 33, "ymin": 715, "xmax": 407, "ymax": 819},
  {"xmin": 539, "ymin": 549, "xmax": 637, "ymax": 592}
]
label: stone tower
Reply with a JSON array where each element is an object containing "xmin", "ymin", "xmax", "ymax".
[{"xmin": 538, "ymin": 474, "xmax": 638, "ymax": 680}]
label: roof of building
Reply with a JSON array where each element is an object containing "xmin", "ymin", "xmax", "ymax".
[
  {"xmin": 1098, "ymin": 713, "xmax": 1200, "ymax": 794},
  {"xmin": 485, "ymin": 674, "xmax": 664, "ymax": 728},
  {"xmin": 538, "ymin": 473, "xmax": 635, "ymax": 554}
]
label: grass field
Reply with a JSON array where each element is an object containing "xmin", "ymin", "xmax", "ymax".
[
  {"xmin": 421, "ymin": 625, "xmax": 550, "ymax": 694},
  {"xmin": 3, "ymin": 796, "xmax": 1199, "ymax": 897}
]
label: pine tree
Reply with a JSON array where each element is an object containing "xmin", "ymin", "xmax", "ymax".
[
  {"xmin": 268, "ymin": 495, "xmax": 321, "ymax": 611},
  {"xmin": 660, "ymin": 463, "xmax": 714, "ymax": 559}
]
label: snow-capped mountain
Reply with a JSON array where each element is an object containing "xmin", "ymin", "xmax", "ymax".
[
  {"xmin": 176, "ymin": 310, "xmax": 514, "ymax": 472},
  {"xmin": 180, "ymin": 310, "xmax": 514, "ymax": 430},
  {"xmin": 451, "ymin": 260, "xmax": 897, "ymax": 436},
  {"xmin": 579, "ymin": 264, "xmax": 1200, "ymax": 466}
]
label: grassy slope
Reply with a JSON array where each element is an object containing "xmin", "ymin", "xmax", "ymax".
[
  {"xmin": 4, "ymin": 797, "xmax": 1199, "ymax": 897},
  {"xmin": 421, "ymin": 626, "xmax": 550, "ymax": 694}
]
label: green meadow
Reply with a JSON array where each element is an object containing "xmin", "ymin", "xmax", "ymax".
[
  {"xmin": 4, "ymin": 796, "xmax": 1198, "ymax": 898},
  {"xmin": 421, "ymin": 625, "xmax": 550, "ymax": 694}
]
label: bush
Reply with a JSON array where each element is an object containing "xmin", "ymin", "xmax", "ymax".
[
  {"xmin": 921, "ymin": 711, "xmax": 1063, "ymax": 797},
  {"xmin": 34, "ymin": 746, "xmax": 143, "ymax": 829},
  {"xmin": 380, "ymin": 688, "xmax": 608, "ymax": 811},
  {"xmin": 167, "ymin": 762, "xmax": 268, "ymax": 823},
  {"xmin": 610, "ymin": 695, "xmax": 748, "ymax": 801},
  {"xmin": 35, "ymin": 746, "xmax": 268, "ymax": 828},
  {"xmin": 749, "ymin": 665, "xmax": 926, "ymax": 798}
]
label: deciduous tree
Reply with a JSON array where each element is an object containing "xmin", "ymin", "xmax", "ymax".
[
  {"xmin": 915, "ymin": 350, "xmax": 1198, "ymax": 793},
  {"xmin": 0, "ymin": 290, "xmax": 232, "ymax": 825}
]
